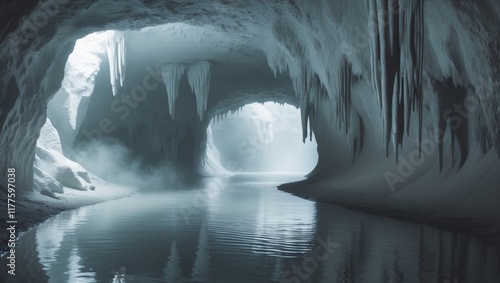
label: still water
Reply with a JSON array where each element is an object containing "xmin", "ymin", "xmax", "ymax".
[{"xmin": 2, "ymin": 174, "xmax": 499, "ymax": 283}]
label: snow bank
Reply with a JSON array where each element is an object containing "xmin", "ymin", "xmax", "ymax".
[{"xmin": 34, "ymin": 119, "xmax": 94, "ymax": 193}]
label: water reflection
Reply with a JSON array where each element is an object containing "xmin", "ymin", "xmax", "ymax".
[
  {"xmin": 306, "ymin": 203, "xmax": 500, "ymax": 283},
  {"xmin": 36, "ymin": 207, "xmax": 96, "ymax": 283},
  {"xmin": 190, "ymin": 225, "xmax": 210, "ymax": 282},
  {"xmin": 164, "ymin": 241, "xmax": 183, "ymax": 282},
  {"xmin": 1, "ymin": 174, "xmax": 499, "ymax": 283}
]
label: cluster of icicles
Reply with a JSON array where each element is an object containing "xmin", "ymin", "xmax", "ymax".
[
  {"xmin": 265, "ymin": 0, "xmax": 424, "ymax": 162},
  {"xmin": 106, "ymin": 30, "xmax": 126, "ymax": 98},
  {"xmin": 160, "ymin": 61, "xmax": 211, "ymax": 120},
  {"xmin": 368, "ymin": 0, "xmax": 424, "ymax": 161},
  {"xmin": 106, "ymin": 30, "xmax": 211, "ymax": 120}
]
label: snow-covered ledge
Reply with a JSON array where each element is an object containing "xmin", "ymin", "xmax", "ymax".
[{"xmin": 34, "ymin": 118, "xmax": 94, "ymax": 196}]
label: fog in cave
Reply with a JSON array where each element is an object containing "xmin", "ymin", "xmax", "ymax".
[{"xmin": 0, "ymin": 0, "xmax": 499, "ymax": 282}]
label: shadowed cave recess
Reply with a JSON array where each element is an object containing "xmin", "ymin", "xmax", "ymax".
[{"xmin": 0, "ymin": 0, "xmax": 500, "ymax": 244}]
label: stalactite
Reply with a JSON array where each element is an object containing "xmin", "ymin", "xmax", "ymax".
[
  {"xmin": 296, "ymin": 69, "xmax": 327, "ymax": 143},
  {"xmin": 392, "ymin": 72, "xmax": 400, "ymax": 162},
  {"xmin": 300, "ymin": 89, "xmax": 310, "ymax": 142},
  {"xmin": 368, "ymin": 0, "xmax": 423, "ymax": 161},
  {"xmin": 412, "ymin": 0, "xmax": 424, "ymax": 156},
  {"xmin": 368, "ymin": 0, "xmax": 383, "ymax": 110},
  {"xmin": 106, "ymin": 30, "xmax": 127, "ymax": 97},
  {"xmin": 338, "ymin": 57, "xmax": 353, "ymax": 135},
  {"xmin": 350, "ymin": 112, "xmax": 364, "ymax": 163},
  {"xmin": 187, "ymin": 61, "xmax": 211, "ymax": 121},
  {"xmin": 161, "ymin": 64, "xmax": 186, "ymax": 118},
  {"xmin": 267, "ymin": 26, "xmax": 365, "ymax": 160}
]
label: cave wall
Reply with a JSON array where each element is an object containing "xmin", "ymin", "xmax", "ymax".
[{"xmin": 0, "ymin": 0, "xmax": 498, "ymax": 217}]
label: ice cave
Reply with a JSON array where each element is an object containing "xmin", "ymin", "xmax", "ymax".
[{"xmin": 0, "ymin": 0, "xmax": 499, "ymax": 282}]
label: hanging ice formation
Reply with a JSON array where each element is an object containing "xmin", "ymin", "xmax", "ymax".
[
  {"xmin": 283, "ymin": 60, "xmax": 362, "ymax": 160},
  {"xmin": 161, "ymin": 64, "xmax": 186, "ymax": 118},
  {"xmin": 336, "ymin": 57, "xmax": 363, "ymax": 162},
  {"xmin": 337, "ymin": 57, "xmax": 353, "ymax": 134},
  {"xmin": 368, "ymin": 0, "xmax": 424, "ymax": 161},
  {"xmin": 211, "ymin": 104, "xmax": 246, "ymax": 127},
  {"xmin": 187, "ymin": 61, "xmax": 212, "ymax": 120},
  {"xmin": 106, "ymin": 30, "xmax": 127, "ymax": 97},
  {"xmin": 295, "ymin": 68, "xmax": 321, "ymax": 143},
  {"xmin": 267, "ymin": 17, "xmax": 365, "ymax": 161},
  {"xmin": 278, "ymin": 62, "xmax": 327, "ymax": 144},
  {"xmin": 160, "ymin": 61, "xmax": 211, "ymax": 119}
]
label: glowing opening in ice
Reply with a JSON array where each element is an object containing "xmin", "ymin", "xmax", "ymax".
[
  {"xmin": 47, "ymin": 32, "xmax": 107, "ymax": 132},
  {"xmin": 208, "ymin": 102, "xmax": 318, "ymax": 174},
  {"xmin": 31, "ymin": 32, "xmax": 111, "ymax": 193}
]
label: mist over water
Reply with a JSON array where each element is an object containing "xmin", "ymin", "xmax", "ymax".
[{"xmin": 73, "ymin": 139, "xmax": 178, "ymax": 190}]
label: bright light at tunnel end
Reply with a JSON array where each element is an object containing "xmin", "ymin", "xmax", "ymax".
[{"xmin": 208, "ymin": 102, "xmax": 318, "ymax": 174}]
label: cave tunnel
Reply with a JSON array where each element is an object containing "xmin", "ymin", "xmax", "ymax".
[
  {"xmin": 0, "ymin": 0, "xmax": 500, "ymax": 282},
  {"xmin": 208, "ymin": 102, "xmax": 319, "ymax": 174}
]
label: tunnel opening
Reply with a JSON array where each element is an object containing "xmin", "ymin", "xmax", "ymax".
[{"xmin": 206, "ymin": 102, "xmax": 318, "ymax": 174}]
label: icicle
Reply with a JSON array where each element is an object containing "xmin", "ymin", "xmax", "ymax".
[
  {"xmin": 187, "ymin": 61, "xmax": 211, "ymax": 120},
  {"xmin": 106, "ymin": 30, "xmax": 127, "ymax": 97},
  {"xmin": 161, "ymin": 64, "xmax": 186, "ymax": 118},
  {"xmin": 338, "ymin": 58, "xmax": 353, "ymax": 134},
  {"xmin": 368, "ymin": 0, "xmax": 423, "ymax": 158},
  {"xmin": 369, "ymin": 0, "xmax": 382, "ymax": 109},
  {"xmin": 392, "ymin": 72, "xmax": 400, "ymax": 162},
  {"xmin": 403, "ymin": 72, "xmax": 411, "ymax": 136},
  {"xmin": 416, "ymin": 0, "xmax": 424, "ymax": 157},
  {"xmin": 369, "ymin": 0, "xmax": 396, "ymax": 155},
  {"xmin": 300, "ymin": 88, "xmax": 309, "ymax": 142}
]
